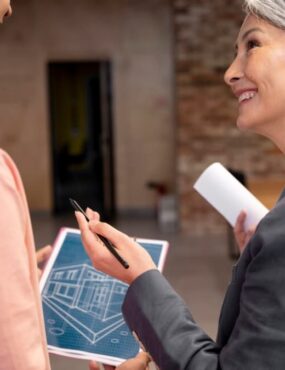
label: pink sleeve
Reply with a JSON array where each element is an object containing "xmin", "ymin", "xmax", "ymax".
[{"xmin": 0, "ymin": 150, "xmax": 50, "ymax": 369}]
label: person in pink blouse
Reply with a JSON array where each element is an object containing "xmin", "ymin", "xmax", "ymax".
[
  {"xmin": 0, "ymin": 2, "xmax": 150, "ymax": 369},
  {"xmin": 0, "ymin": 148, "xmax": 151, "ymax": 366},
  {"xmin": 0, "ymin": 146, "xmax": 51, "ymax": 370},
  {"xmin": 0, "ymin": 7, "xmax": 51, "ymax": 369}
]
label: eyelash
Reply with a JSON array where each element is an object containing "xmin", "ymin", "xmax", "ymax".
[
  {"xmin": 246, "ymin": 39, "xmax": 260, "ymax": 51},
  {"xmin": 233, "ymin": 38, "xmax": 261, "ymax": 58}
]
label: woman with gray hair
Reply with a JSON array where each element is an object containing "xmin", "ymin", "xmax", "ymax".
[{"xmin": 78, "ymin": 0, "xmax": 285, "ymax": 368}]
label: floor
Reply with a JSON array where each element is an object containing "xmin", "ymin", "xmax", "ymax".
[{"xmin": 31, "ymin": 212, "xmax": 234, "ymax": 370}]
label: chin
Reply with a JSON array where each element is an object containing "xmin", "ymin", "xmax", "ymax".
[
  {"xmin": 236, "ymin": 117, "xmax": 250, "ymax": 131},
  {"xmin": 236, "ymin": 113, "xmax": 261, "ymax": 132}
]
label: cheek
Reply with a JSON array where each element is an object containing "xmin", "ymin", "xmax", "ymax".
[
  {"xmin": 244, "ymin": 58, "xmax": 263, "ymax": 86},
  {"xmin": 262, "ymin": 51, "xmax": 285, "ymax": 89},
  {"xmin": 263, "ymin": 71, "xmax": 285, "ymax": 106},
  {"xmin": 237, "ymin": 62, "xmax": 285, "ymax": 131},
  {"xmin": 246, "ymin": 61, "xmax": 285, "ymax": 100}
]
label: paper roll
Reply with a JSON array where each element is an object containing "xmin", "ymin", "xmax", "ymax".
[{"xmin": 193, "ymin": 162, "xmax": 269, "ymax": 230}]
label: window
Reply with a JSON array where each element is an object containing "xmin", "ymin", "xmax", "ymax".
[
  {"xmin": 114, "ymin": 285, "xmax": 127, "ymax": 294},
  {"xmin": 54, "ymin": 271, "xmax": 64, "ymax": 280},
  {"xmin": 66, "ymin": 270, "xmax": 78, "ymax": 280}
]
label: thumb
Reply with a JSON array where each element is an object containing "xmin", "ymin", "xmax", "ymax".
[
  {"xmin": 116, "ymin": 352, "xmax": 151, "ymax": 370},
  {"xmin": 36, "ymin": 245, "xmax": 53, "ymax": 264},
  {"xmin": 89, "ymin": 361, "xmax": 115, "ymax": 370},
  {"xmin": 88, "ymin": 361, "xmax": 100, "ymax": 370}
]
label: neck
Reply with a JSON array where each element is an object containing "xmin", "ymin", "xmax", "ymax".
[{"xmin": 251, "ymin": 122, "xmax": 285, "ymax": 154}]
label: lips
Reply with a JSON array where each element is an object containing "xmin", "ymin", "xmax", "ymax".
[
  {"xmin": 238, "ymin": 90, "xmax": 257, "ymax": 103},
  {"xmin": 232, "ymin": 88, "xmax": 258, "ymax": 104}
]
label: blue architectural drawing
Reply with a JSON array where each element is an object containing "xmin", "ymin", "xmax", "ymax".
[
  {"xmin": 43, "ymin": 264, "xmax": 127, "ymax": 343},
  {"xmin": 40, "ymin": 229, "xmax": 168, "ymax": 362}
]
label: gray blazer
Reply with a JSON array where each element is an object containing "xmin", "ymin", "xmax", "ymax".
[{"xmin": 122, "ymin": 190, "xmax": 285, "ymax": 369}]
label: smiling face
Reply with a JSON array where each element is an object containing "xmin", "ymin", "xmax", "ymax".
[
  {"xmin": 224, "ymin": 14, "xmax": 285, "ymax": 151},
  {"xmin": 0, "ymin": 0, "xmax": 12, "ymax": 23}
]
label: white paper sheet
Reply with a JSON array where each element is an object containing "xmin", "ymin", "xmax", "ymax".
[{"xmin": 193, "ymin": 162, "xmax": 269, "ymax": 230}]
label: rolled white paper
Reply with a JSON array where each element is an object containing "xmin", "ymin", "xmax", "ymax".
[{"xmin": 193, "ymin": 162, "xmax": 269, "ymax": 230}]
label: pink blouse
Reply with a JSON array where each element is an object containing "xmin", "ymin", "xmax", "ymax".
[{"xmin": 0, "ymin": 149, "xmax": 50, "ymax": 369}]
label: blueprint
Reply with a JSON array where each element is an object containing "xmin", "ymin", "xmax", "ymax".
[{"xmin": 40, "ymin": 228, "xmax": 168, "ymax": 365}]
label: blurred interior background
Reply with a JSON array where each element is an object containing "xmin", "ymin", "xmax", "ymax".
[{"xmin": 1, "ymin": 0, "xmax": 285, "ymax": 368}]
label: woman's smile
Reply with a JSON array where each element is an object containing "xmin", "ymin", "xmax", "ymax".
[{"xmin": 233, "ymin": 88, "xmax": 258, "ymax": 104}]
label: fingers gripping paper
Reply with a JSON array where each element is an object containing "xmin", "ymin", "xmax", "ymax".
[{"xmin": 193, "ymin": 162, "xmax": 269, "ymax": 230}]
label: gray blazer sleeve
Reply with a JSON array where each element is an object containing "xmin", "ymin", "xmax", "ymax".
[
  {"xmin": 220, "ymin": 199, "xmax": 285, "ymax": 369},
  {"xmin": 122, "ymin": 269, "xmax": 220, "ymax": 369},
  {"xmin": 122, "ymin": 197, "xmax": 285, "ymax": 370}
]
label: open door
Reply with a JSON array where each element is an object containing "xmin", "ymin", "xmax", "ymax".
[{"xmin": 48, "ymin": 61, "xmax": 115, "ymax": 220}]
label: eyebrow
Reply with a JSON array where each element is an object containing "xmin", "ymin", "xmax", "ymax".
[
  {"xmin": 235, "ymin": 27, "xmax": 265, "ymax": 50},
  {"xmin": 241, "ymin": 27, "xmax": 265, "ymax": 40}
]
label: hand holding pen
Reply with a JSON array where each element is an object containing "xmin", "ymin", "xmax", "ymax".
[
  {"xmin": 73, "ymin": 201, "xmax": 157, "ymax": 285},
  {"xmin": 70, "ymin": 199, "xmax": 129, "ymax": 269}
]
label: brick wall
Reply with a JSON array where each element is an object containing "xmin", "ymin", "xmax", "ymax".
[{"xmin": 173, "ymin": 0, "xmax": 285, "ymax": 233}]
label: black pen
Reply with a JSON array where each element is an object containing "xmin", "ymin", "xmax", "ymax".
[{"xmin": 69, "ymin": 198, "xmax": 129, "ymax": 269}]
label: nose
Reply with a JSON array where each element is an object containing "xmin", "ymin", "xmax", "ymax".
[{"xmin": 224, "ymin": 56, "xmax": 244, "ymax": 87}]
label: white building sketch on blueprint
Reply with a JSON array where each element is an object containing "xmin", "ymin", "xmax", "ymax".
[{"xmin": 42, "ymin": 264, "xmax": 128, "ymax": 344}]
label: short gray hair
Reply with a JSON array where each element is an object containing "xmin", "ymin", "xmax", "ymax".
[{"xmin": 243, "ymin": 0, "xmax": 285, "ymax": 29}]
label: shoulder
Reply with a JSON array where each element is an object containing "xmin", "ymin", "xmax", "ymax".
[
  {"xmin": 0, "ymin": 149, "xmax": 22, "ymax": 190},
  {"xmin": 0, "ymin": 148, "xmax": 18, "ymax": 171},
  {"xmin": 247, "ymin": 195, "xmax": 285, "ymax": 262}
]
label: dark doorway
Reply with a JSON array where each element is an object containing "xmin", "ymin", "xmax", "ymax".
[{"xmin": 48, "ymin": 61, "xmax": 115, "ymax": 220}]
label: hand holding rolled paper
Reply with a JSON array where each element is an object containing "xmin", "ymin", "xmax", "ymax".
[{"xmin": 193, "ymin": 162, "xmax": 269, "ymax": 231}]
